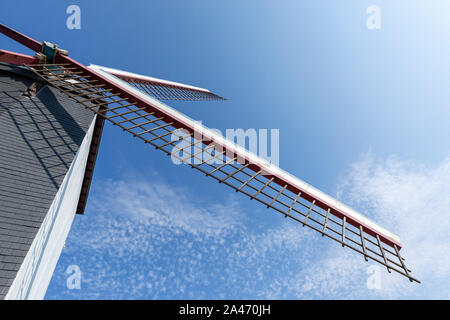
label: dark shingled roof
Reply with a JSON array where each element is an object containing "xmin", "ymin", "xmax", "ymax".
[{"xmin": 0, "ymin": 63, "xmax": 95, "ymax": 298}]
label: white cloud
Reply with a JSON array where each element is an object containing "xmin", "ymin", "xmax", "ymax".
[
  {"xmin": 46, "ymin": 154, "xmax": 450, "ymax": 299},
  {"xmin": 288, "ymin": 153, "xmax": 450, "ymax": 299}
]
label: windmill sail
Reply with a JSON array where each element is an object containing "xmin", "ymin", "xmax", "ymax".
[
  {"xmin": 0, "ymin": 24, "xmax": 420, "ymax": 288},
  {"xmin": 89, "ymin": 64, "xmax": 225, "ymax": 101}
]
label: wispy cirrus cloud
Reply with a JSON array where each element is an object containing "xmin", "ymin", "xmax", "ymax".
[
  {"xmin": 334, "ymin": 153, "xmax": 450, "ymax": 298},
  {"xmin": 244, "ymin": 154, "xmax": 450, "ymax": 300},
  {"xmin": 46, "ymin": 174, "xmax": 318, "ymax": 299},
  {"xmin": 46, "ymin": 154, "xmax": 450, "ymax": 299}
]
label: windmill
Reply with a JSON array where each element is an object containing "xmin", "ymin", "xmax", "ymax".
[{"xmin": 0, "ymin": 24, "xmax": 419, "ymax": 299}]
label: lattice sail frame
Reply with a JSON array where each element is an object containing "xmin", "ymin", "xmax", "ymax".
[
  {"xmin": 89, "ymin": 64, "xmax": 226, "ymax": 101},
  {"xmin": 0, "ymin": 23, "xmax": 419, "ymax": 283},
  {"xmin": 23, "ymin": 63, "xmax": 419, "ymax": 283}
]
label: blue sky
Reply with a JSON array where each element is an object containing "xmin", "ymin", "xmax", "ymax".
[{"xmin": 1, "ymin": 1, "xmax": 449, "ymax": 299}]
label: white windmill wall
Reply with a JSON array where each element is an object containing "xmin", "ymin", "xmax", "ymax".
[{"xmin": 5, "ymin": 116, "xmax": 97, "ymax": 300}]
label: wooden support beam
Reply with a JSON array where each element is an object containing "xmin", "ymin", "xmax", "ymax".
[
  {"xmin": 268, "ymin": 185, "xmax": 287, "ymax": 208},
  {"xmin": 251, "ymin": 177, "xmax": 274, "ymax": 200},
  {"xmin": 322, "ymin": 209, "xmax": 330, "ymax": 236},
  {"xmin": 207, "ymin": 157, "xmax": 236, "ymax": 177},
  {"xmin": 377, "ymin": 234, "xmax": 391, "ymax": 273},
  {"xmin": 303, "ymin": 200, "xmax": 316, "ymax": 226},
  {"xmin": 237, "ymin": 170, "xmax": 262, "ymax": 192},
  {"xmin": 342, "ymin": 216, "xmax": 347, "ymax": 247},
  {"xmin": 360, "ymin": 226, "xmax": 368, "ymax": 262},
  {"xmin": 220, "ymin": 163, "xmax": 250, "ymax": 183}
]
